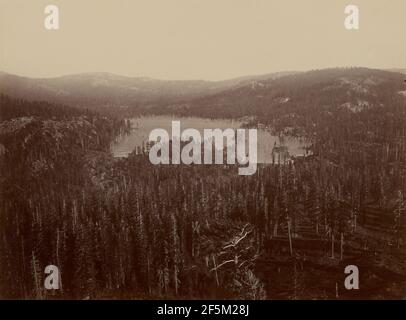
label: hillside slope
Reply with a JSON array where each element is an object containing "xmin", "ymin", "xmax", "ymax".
[
  {"xmin": 157, "ymin": 68, "xmax": 406, "ymax": 119},
  {"xmin": 0, "ymin": 71, "xmax": 295, "ymax": 108}
]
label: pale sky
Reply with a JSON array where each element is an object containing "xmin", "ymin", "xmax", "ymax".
[{"xmin": 0, "ymin": 0, "xmax": 405, "ymax": 80}]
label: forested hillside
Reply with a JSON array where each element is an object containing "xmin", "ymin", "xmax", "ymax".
[
  {"xmin": 0, "ymin": 71, "xmax": 294, "ymax": 110},
  {"xmin": 155, "ymin": 68, "xmax": 406, "ymax": 125},
  {"xmin": 1, "ymin": 67, "xmax": 406, "ymax": 299}
]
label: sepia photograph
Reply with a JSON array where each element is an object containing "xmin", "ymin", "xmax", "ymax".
[{"xmin": 0, "ymin": 0, "xmax": 405, "ymax": 305}]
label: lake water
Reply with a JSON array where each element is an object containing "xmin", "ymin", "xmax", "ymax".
[{"xmin": 111, "ymin": 116, "xmax": 311, "ymax": 164}]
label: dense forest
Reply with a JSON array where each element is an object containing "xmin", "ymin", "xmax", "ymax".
[{"xmin": 1, "ymin": 68, "xmax": 406, "ymax": 299}]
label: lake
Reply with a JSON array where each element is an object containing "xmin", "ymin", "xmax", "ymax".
[{"xmin": 111, "ymin": 116, "xmax": 311, "ymax": 164}]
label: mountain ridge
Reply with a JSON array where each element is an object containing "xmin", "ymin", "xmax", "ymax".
[
  {"xmin": 0, "ymin": 70, "xmax": 296, "ymax": 108},
  {"xmin": 1, "ymin": 68, "xmax": 405, "ymax": 117}
]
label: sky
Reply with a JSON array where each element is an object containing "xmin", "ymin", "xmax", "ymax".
[{"xmin": 0, "ymin": 0, "xmax": 405, "ymax": 80}]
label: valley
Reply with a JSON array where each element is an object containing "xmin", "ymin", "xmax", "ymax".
[{"xmin": 1, "ymin": 67, "xmax": 406, "ymax": 299}]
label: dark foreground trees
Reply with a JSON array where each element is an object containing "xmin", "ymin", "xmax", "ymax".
[{"xmin": 0, "ymin": 93, "xmax": 405, "ymax": 299}]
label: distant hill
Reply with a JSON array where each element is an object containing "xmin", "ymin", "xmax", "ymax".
[
  {"xmin": 155, "ymin": 67, "xmax": 406, "ymax": 120},
  {"xmin": 0, "ymin": 71, "xmax": 295, "ymax": 108},
  {"xmin": 2, "ymin": 68, "xmax": 405, "ymax": 125},
  {"xmin": 387, "ymin": 68, "xmax": 406, "ymax": 75}
]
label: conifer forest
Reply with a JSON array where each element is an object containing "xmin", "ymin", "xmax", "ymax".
[{"xmin": 1, "ymin": 68, "xmax": 406, "ymax": 299}]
